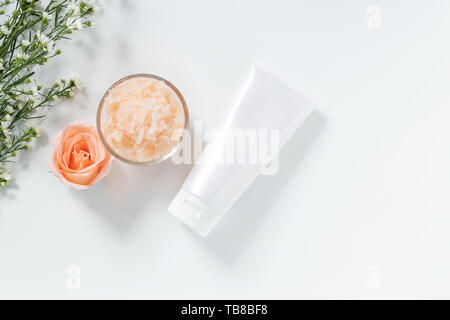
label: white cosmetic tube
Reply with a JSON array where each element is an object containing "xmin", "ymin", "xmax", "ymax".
[{"xmin": 168, "ymin": 65, "xmax": 314, "ymax": 236}]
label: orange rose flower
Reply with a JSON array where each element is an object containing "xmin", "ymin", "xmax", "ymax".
[{"xmin": 49, "ymin": 121, "xmax": 113, "ymax": 190}]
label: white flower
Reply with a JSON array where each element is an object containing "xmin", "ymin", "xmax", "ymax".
[
  {"xmin": 67, "ymin": 17, "xmax": 83, "ymax": 31},
  {"xmin": 74, "ymin": 19, "xmax": 83, "ymax": 30},
  {"xmin": 46, "ymin": 45, "xmax": 55, "ymax": 56},
  {"xmin": 16, "ymin": 52, "xmax": 29, "ymax": 60},
  {"xmin": 26, "ymin": 121, "xmax": 41, "ymax": 137},
  {"xmin": 21, "ymin": 39, "xmax": 30, "ymax": 47},
  {"xmin": 67, "ymin": 3, "xmax": 80, "ymax": 15},
  {"xmin": 1, "ymin": 120, "xmax": 9, "ymax": 131},
  {"xmin": 70, "ymin": 76, "xmax": 83, "ymax": 89},
  {"xmin": 31, "ymin": 86, "xmax": 40, "ymax": 100},
  {"xmin": 81, "ymin": 0, "xmax": 101, "ymax": 15},
  {"xmin": 17, "ymin": 94, "xmax": 28, "ymax": 102},
  {"xmin": 55, "ymin": 79, "xmax": 65, "ymax": 88},
  {"xmin": 47, "ymin": 41, "xmax": 55, "ymax": 52},
  {"xmin": 1, "ymin": 170, "xmax": 12, "ymax": 181},
  {"xmin": 0, "ymin": 25, "xmax": 10, "ymax": 35},
  {"xmin": 0, "ymin": 168, "xmax": 12, "ymax": 184},
  {"xmin": 1, "ymin": 127, "xmax": 10, "ymax": 139},
  {"xmin": 36, "ymin": 31, "xmax": 48, "ymax": 46},
  {"xmin": 34, "ymin": 127, "xmax": 41, "ymax": 137},
  {"xmin": 82, "ymin": 0, "xmax": 97, "ymax": 7},
  {"xmin": 30, "ymin": 0, "xmax": 44, "ymax": 10},
  {"xmin": 36, "ymin": 31, "xmax": 54, "ymax": 52},
  {"xmin": 42, "ymin": 12, "xmax": 53, "ymax": 21},
  {"xmin": 6, "ymin": 106, "xmax": 14, "ymax": 114}
]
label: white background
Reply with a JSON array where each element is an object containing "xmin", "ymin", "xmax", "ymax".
[{"xmin": 1, "ymin": 0, "xmax": 450, "ymax": 299}]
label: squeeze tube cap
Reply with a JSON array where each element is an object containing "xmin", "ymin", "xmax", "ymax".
[{"xmin": 168, "ymin": 188, "xmax": 220, "ymax": 237}]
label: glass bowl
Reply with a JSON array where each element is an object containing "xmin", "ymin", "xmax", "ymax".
[{"xmin": 96, "ymin": 74, "xmax": 189, "ymax": 165}]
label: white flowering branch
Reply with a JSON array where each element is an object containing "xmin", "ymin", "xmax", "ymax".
[{"xmin": 0, "ymin": 0, "xmax": 99, "ymax": 186}]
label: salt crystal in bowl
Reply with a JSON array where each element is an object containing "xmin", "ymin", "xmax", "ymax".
[{"xmin": 97, "ymin": 74, "xmax": 189, "ymax": 165}]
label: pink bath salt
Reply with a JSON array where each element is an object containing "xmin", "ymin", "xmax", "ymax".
[{"xmin": 100, "ymin": 77, "xmax": 185, "ymax": 162}]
